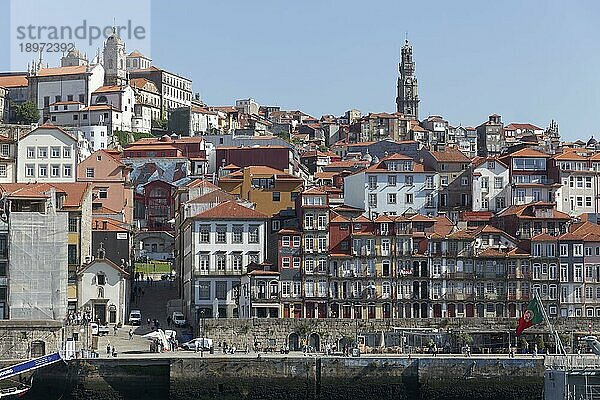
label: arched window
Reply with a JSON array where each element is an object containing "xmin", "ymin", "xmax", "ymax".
[
  {"xmin": 95, "ymin": 95, "xmax": 108, "ymax": 104},
  {"xmin": 97, "ymin": 273, "xmax": 106, "ymax": 285}
]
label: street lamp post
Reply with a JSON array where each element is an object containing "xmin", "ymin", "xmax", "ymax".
[{"xmin": 200, "ymin": 310, "xmax": 205, "ymax": 358}]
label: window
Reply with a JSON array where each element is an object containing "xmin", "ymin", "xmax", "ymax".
[
  {"xmin": 293, "ymin": 257, "xmax": 301, "ymax": 269},
  {"xmin": 461, "ymin": 177, "xmax": 468, "ymax": 186},
  {"xmin": 574, "ymin": 264, "xmax": 583, "ymax": 282},
  {"xmin": 495, "ymin": 197, "xmax": 505, "ymax": 210},
  {"xmin": 198, "ymin": 282, "xmax": 210, "ymax": 300},
  {"xmin": 199, "ymin": 254, "xmax": 209, "ymax": 272},
  {"xmin": 287, "ymin": 235, "xmax": 298, "ymax": 248},
  {"xmin": 248, "ymin": 225, "xmax": 259, "ymax": 243},
  {"xmin": 0, "ymin": 165, "xmax": 5, "ymax": 178},
  {"xmin": 98, "ymin": 189, "xmax": 107, "ymax": 199},
  {"xmin": 388, "ymin": 193, "xmax": 396, "ymax": 204},
  {"xmin": 282, "ymin": 257, "xmax": 290, "ymax": 269},
  {"xmin": 405, "ymin": 193, "xmax": 413, "ymax": 204},
  {"xmin": 494, "ymin": 177, "xmax": 503, "ymax": 189},
  {"xmin": 63, "ymin": 165, "xmax": 72, "ymax": 177},
  {"xmin": 37, "ymin": 147, "xmax": 47, "ymax": 158},
  {"xmin": 51, "ymin": 165, "xmax": 60, "ymax": 177},
  {"xmin": 311, "ymin": 215, "xmax": 324, "ymax": 230},
  {"xmin": 368, "ymin": 194, "xmax": 377, "ymax": 207},
  {"xmin": 304, "ymin": 214, "xmax": 314, "ymax": 229},
  {"xmin": 27, "ymin": 147, "xmax": 35, "ymax": 159},
  {"xmin": 388, "ymin": 175, "xmax": 396, "ymax": 186},
  {"xmin": 272, "ymin": 192, "xmax": 280, "ymax": 201},
  {"xmin": 305, "ymin": 235, "xmax": 314, "ymax": 251},
  {"xmin": 63, "ymin": 147, "xmax": 71, "ymax": 158},
  {"xmin": 25, "ymin": 164, "xmax": 34, "ymax": 177},
  {"xmin": 441, "ymin": 176, "xmax": 448, "ymax": 186},
  {"xmin": 560, "ymin": 244, "xmax": 568, "ymax": 257},
  {"xmin": 216, "ymin": 225, "xmax": 227, "ymax": 243},
  {"xmin": 50, "ymin": 147, "xmax": 60, "ymax": 158},
  {"xmin": 0, "ymin": 145, "xmax": 9, "ymax": 157},
  {"xmin": 86, "ymin": 168, "xmax": 94, "ymax": 178},
  {"xmin": 574, "ymin": 244, "xmax": 584, "ymax": 257},
  {"xmin": 425, "ymin": 175, "xmax": 434, "ymax": 189},
  {"xmin": 487, "ymin": 161, "xmax": 495, "ymax": 169},
  {"xmin": 216, "ymin": 254, "xmax": 226, "ymax": 271},
  {"xmin": 97, "ymin": 273, "xmax": 106, "ymax": 285},
  {"xmin": 405, "ymin": 175, "xmax": 414, "ymax": 185},
  {"xmin": 232, "ymin": 225, "xmax": 243, "ymax": 243},
  {"xmin": 232, "ymin": 254, "xmax": 242, "ymax": 271},
  {"xmin": 305, "ymin": 259, "xmax": 314, "ymax": 273},
  {"xmin": 368, "ymin": 175, "xmax": 377, "ymax": 190},
  {"xmin": 586, "ymin": 197, "xmax": 593, "ymax": 208},
  {"xmin": 68, "ymin": 218, "xmax": 78, "ymax": 232},
  {"xmin": 271, "ymin": 220, "xmax": 281, "ymax": 232},
  {"xmin": 199, "ymin": 225, "xmax": 210, "ymax": 243}
]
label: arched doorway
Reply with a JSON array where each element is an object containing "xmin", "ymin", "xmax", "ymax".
[
  {"xmin": 308, "ymin": 332, "xmax": 320, "ymax": 352},
  {"xmin": 288, "ymin": 333, "xmax": 300, "ymax": 351}
]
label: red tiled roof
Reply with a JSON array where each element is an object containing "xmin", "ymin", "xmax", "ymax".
[
  {"xmin": 429, "ymin": 148, "xmax": 470, "ymax": 163},
  {"xmin": 0, "ymin": 74, "xmax": 28, "ymax": 88},
  {"xmin": 192, "ymin": 200, "xmax": 267, "ymax": 220},
  {"xmin": 531, "ymin": 233, "xmax": 557, "ymax": 242},
  {"xmin": 187, "ymin": 189, "xmax": 236, "ymax": 205},
  {"xmin": 93, "ymin": 85, "xmax": 126, "ymax": 93},
  {"xmin": 37, "ymin": 65, "xmax": 88, "ymax": 77},
  {"xmin": 93, "ymin": 217, "xmax": 128, "ymax": 231},
  {"xmin": 504, "ymin": 148, "xmax": 550, "ymax": 158}
]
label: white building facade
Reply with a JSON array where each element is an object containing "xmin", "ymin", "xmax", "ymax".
[
  {"xmin": 17, "ymin": 125, "xmax": 77, "ymax": 183},
  {"xmin": 344, "ymin": 154, "xmax": 438, "ymax": 217},
  {"xmin": 181, "ymin": 201, "xmax": 267, "ymax": 321},
  {"xmin": 77, "ymin": 258, "xmax": 130, "ymax": 325},
  {"xmin": 472, "ymin": 158, "xmax": 510, "ymax": 212}
]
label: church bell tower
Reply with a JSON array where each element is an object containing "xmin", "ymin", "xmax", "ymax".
[
  {"xmin": 396, "ymin": 39, "xmax": 419, "ymax": 120},
  {"xmin": 103, "ymin": 27, "xmax": 127, "ymax": 86}
]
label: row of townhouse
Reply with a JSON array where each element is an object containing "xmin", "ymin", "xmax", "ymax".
[{"xmin": 239, "ymin": 188, "xmax": 600, "ymax": 321}]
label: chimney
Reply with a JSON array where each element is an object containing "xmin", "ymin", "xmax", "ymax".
[{"xmin": 102, "ymin": 221, "xmax": 108, "ymax": 230}]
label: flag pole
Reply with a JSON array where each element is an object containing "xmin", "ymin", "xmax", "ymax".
[{"xmin": 534, "ymin": 288, "xmax": 567, "ymax": 356}]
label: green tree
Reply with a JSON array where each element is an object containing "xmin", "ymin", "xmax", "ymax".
[{"xmin": 15, "ymin": 101, "xmax": 39, "ymax": 124}]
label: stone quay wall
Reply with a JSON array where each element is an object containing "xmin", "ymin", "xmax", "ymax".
[
  {"xmin": 0, "ymin": 320, "xmax": 64, "ymax": 360},
  {"xmin": 30, "ymin": 356, "xmax": 546, "ymax": 400}
]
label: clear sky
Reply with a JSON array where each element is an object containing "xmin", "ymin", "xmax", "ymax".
[{"xmin": 2, "ymin": 0, "xmax": 599, "ymax": 141}]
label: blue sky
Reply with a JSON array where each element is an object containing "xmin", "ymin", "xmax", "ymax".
[{"xmin": 2, "ymin": 0, "xmax": 599, "ymax": 141}]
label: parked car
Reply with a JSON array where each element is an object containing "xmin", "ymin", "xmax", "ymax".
[
  {"xmin": 90, "ymin": 323, "xmax": 110, "ymax": 336},
  {"xmin": 181, "ymin": 338, "xmax": 213, "ymax": 351},
  {"xmin": 172, "ymin": 312, "xmax": 186, "ymax": 327},
  {"xmin": 129, "ymin": 309, "xmax": 142, "ymax": 325}
]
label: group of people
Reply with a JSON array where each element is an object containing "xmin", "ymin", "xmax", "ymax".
[
  {"xmin": 65, "ymin": 311, "xmax": 92, "ymax": 326},
  {"xmin": 106, "ymin": 342, "xmax": 117, "ymax": 357}
]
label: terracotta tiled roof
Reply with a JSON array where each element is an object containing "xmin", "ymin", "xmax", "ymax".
[
  {"xmin": 478, "ymin": 248, "xmax": 508, "ymax": 257},
  {"xmin": 128, "ymin": 50, "xmax": 147, "ymax": 58},
  {"xmin": 302, "ymin": 187, "xmax": 326, "ymax": 195},
  {"xmin": 429, "ymin": 148, "xmax": 470, "ymax": 163},
  {"xmin": 192, "ymin": 200, "xmax": 267, "ymax": 220},
  {"xmin": 472, "ymin": 156, "xmax": 508, "ymax": 169},
  {"xmin": 0, "ymin": 182, "xmax": 90, "ymax": 208},
  {"xmin": 278, "ymin": 228, "xmax": 301, "ymax": 235},
  {"xmin": 504, "ymin": 123, "xmax": 542, "ymax": 131},
  {"xmin": 531, "ymin": 233, "xmax": 557, "ymax": 242},
  {"xmin": 0, "ymin": 74, "xmax": 28, "ymax": 88},
  {"xmin": 186, "ymin": 189, "xmax": 236, "ymax": 205},
  {"xmin": 314, "ymin": 171, "xmax": 337, "ymax": 179},
  {"xmin": 93, "ymin": 85, "xmax": 126, "ymax": 93},
  {"xmin": 330, "ymin": 213, "xmax": 350, "ymax": 223},
  {"xmin": 461, "ymin": 211, "xmax": 494, "ymax": 222},
  {"xmin": 37, "ymin": 65, "xmax": 88, "ymax": 77},
  {"xmin": 504, "ymin": 148, "xmax": 550, "ymax": 158},
  {"xmin": 553, "ymin": 151, "xmax": 589, "ymax": 161},
  {"xmin": 80, "ymin": 104, "xmax": 121, "ymax": 112},
  {"xmin": 186, "ymin": 179, "xmax": 219, "ymax": 190},
  {"xmin": 558, "ymin": 232, "xmax": 584, "ymax": 241}
]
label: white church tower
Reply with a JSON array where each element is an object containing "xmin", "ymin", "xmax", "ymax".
[{"xmin": 103, "ymin": 27, "xmax": 127, "ymax": 86}]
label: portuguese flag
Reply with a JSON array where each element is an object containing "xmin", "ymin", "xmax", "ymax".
[{"xmin": 516, "ymin": 297, "xmax": 544, "ymax": 336}]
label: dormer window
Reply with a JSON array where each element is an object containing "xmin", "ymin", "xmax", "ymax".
[
  {"xmin": 387, "ymin": 162, "xmax": 397, "ymax": 171},
  {"xmin": 403, "ymin": 161, "xmax": 413, "ymax": 171}
]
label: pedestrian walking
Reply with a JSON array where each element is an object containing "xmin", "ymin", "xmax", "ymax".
[
  {"xmin": 195, "ymin": 341, "xmax": 199, "ymax": 353},
  {"xmin": 112, "ymin": 346, "xmax": 117, "ymax": 357},
  {"xmin": 113, "ymin": 325, "xmax": 118, "ymax": 336},
  {"xmin": 106, "ymin": 343, "xmax": 111, "ymax": 355},
  {"xmin": 128, "ymin": 328, "xmax": 133, "ymax": 340}
]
